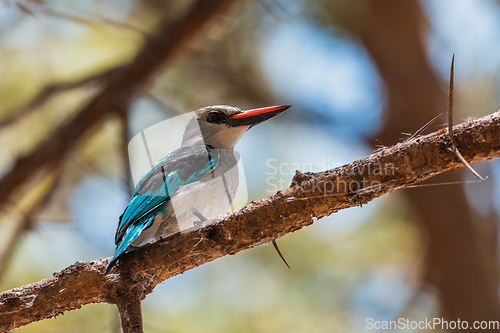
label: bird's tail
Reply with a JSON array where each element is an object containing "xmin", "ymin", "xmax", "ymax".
[
  {"xmin": 105, "ymin": 216, "xmax": 154, "ymax": 274},
  {"xmin": 105, "ymin": 257, "xmax": 119, "ymax": 275}
]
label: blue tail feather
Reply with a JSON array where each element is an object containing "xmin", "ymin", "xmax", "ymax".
[{"xmin": 105, "ymin": 216, "xmax": 154, "ymax": 274}]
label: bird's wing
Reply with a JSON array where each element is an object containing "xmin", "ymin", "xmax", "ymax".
[{"xmin": 114, "ymin": 145, "xmax": 219, "ymax": 246}]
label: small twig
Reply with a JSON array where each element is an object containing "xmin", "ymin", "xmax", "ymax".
[
  {"xmin": 14, "ymin": 2, "xmax": 36, "ymax": 17},
  {"xmin": 144, "ymin": 92, "xmax": 184, "ymax": 117},
  {"xmin": 407, "ymin": 113, "xmax": 442, "ymax": 141},
  {"xmin": 0, "ymin": 70, "xmax": 112, "ymax": 129},
  {"xmin": 40, "ymin": 6, "xmax": 146, "ymax": 36},
  {"xmin": 14, "ymin": 1, "xmax": 146, "ymax": 35},
  {"xmin": 447, "ymin": 54, "xmax": 484, "ymax": 182}
]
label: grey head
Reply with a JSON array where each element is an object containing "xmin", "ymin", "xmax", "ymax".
[{"xmin": 181, "ymin": 104, "xmax": 291, "ymax": 149}]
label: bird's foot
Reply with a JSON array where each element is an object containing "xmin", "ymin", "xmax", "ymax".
[{"xmin": 193, "ymin": 210, "xmax": 207, "ymax": 227}]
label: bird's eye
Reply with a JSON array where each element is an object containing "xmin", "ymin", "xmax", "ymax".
[{"xmin": 206, "ymin": 111, "xmax": 225, "ymax": 124}]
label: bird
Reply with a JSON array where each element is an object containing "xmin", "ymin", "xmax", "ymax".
[{"xmin": 105, "ymin": 104, "xmax": 292, "ymax": 274}]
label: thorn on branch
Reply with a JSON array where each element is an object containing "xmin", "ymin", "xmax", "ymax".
[
  {"xmin": 447, "ymin": 54, "xmax": 484, "ymax": 182},
  {"xmin": 272, "ymin": 240, "xmax": 290, "ymax": 269}
]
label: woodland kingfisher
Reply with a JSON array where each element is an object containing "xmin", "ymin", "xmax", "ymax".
[{"xmin": 105, "ymin": 104, "xmax": 291, "ymax": 274}]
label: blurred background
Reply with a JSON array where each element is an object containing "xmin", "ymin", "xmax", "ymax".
[{"xmin": 1, "ymin": 0, "xmax": 500, "ymax": 332}]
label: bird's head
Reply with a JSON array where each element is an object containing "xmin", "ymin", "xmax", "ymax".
[{"xmin": 182, "ymin": 104, "xmax": 291, "ymax": 149}]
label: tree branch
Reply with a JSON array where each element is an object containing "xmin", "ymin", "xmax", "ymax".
[
  {"xmin": 1, "ymin": 111, "xmax": 500, "ymax": 331},
  {"xmin": 0, "ymin": 0, "xmax": 239, "ymax": 210},
  {"xmin": 115, "ymin": 286, "xmax": 144, "ymax": 333}
]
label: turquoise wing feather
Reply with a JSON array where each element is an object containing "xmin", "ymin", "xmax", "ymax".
[{"xmin": 105, "ymin": 145, "xmax": 219, "ymax": 273}]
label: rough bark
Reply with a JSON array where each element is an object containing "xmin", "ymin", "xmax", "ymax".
[
  {"xmin": 1, "ymin": 111, "xmax": 500, "ymax": 332},
  {"xmin": 116, "ymin": 287, "xmax": 144, "ymax": 333}
]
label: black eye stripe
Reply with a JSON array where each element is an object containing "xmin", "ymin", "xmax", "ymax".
[{"xmin": 206, "ymin": 111, "xmax": 227, "ymax": 124}]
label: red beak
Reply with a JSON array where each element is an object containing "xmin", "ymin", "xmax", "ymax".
[{"xmin": 227, "ymin": 105, "xmax": 291, "ymax": 127}]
